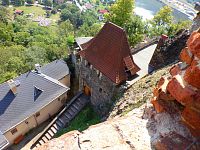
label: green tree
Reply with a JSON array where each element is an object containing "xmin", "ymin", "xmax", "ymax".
[
  {"xmin": 0, "ymin": 6, "xmax": 11, "ymax": 24},
  {"xmin": 24, "ymin": 46, "xmax": 47, "ymax": 69},
  {"xmin": 77, "ymin": 23, "xmax": 102, "ymax": 37},
  {"xmin": 81, "ymin": 10, "xmax": 98, "ymax": 26},
  {"xmin": 44, "ymin": 0, "xmax": 52, "ymax": 7},
  {"xmin": 6, "ymin": 57, "xmax": 26, "ymax": 73},
  {"xmin": 26, "ymin": 0, "xmax": 34, "ymax": 4},
  {"xmin": 58, "ymin": 20, "xmax": 74, "ymax": 38},
  {"xmin": 14, "ymin": 32, "xmax": 30, "ymax": 46},
  {"xmin": 14, "ymin": 0, "xmax": 23, "ymax": 6},
  {"xmin": 60, "ymin": 4, "xmax": 82, "ymax": 28},
  {"xmin": 124, "ymin": 16, "xmax": 146, "ymax": 46},
  {"xmin": 149, "ymin": 6, "xmax": 173, "ymax": 36},
  {"xmin": 105, "ymin": 0, "xmax": 134, "ymax": 27},
  {"xmin": 149, "ymin": 6, "xmax": 191, "ymax": 37},
  {"xmin": 2, "ymin": 0, "xmax": 9, "ymax": 6},
  {"xmin": 0, "ymin": 23, "xmax": 13, "ymax": 45}
]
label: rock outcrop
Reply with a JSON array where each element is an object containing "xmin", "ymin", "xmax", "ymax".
[
  {"xmin": 35, "ymin": 103, "xmax": 194, "ymax": 150},
  {"xmin": 150, "ymin": 29, "xmax": 190, "ymax": 69},
  {"xmin": 35, "ymin": 107, "xmax": 152, "ymax": 150},
  {"xmin": 152, "ymin": 29, "xmax": 200, "ymax": 148}
]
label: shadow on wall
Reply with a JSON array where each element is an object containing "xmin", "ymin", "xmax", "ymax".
[{"xmin": 0, "ymin": 90, "xmax": 16, "ymax": 116}]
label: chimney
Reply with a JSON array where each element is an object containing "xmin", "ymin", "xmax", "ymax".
[
  {"xmin": 7, "ymin": 79, "xmax": 17, "ymax": 95},
  {"xmin": 35, "ymin": 64, "xmax": 41, "ymax": 74}
]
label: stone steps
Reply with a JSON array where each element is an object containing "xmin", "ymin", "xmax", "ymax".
[{"xmin": 31, "ymin": 93, "xmax": 90, "ymax": 149}]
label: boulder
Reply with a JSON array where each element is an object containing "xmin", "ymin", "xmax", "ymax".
[
  {"xmin": 182, "ymin": 107, "xmax": 200, "ymax": 137},
  {"xmin": 184, "ymin": 63, "xmax": 200, "ymax": 89},
  {"xmin": 154, "ymin": 132, "xmax": 193, "ymax": 150},
  {"xmin": 187, "ymin": 31, "xmax": 200, "ymax": 58},
  {"xmin": 179, "ymin": 47, "xmax": 193, "ymax": 65}
]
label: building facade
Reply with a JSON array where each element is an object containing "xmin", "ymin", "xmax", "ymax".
[
  {"xmin": 0, "ymin": 59, "xmax": 70, "ymax": 149},
  {"xmin": 74, "ymin": 22, "xmax": 140, "ymax": 116}
]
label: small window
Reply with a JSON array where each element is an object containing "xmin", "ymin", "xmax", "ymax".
[
  {"xmin": 11, "ymin": 128, "xmax": 18, "ymax": 135},
  {"xmin": 99, "ymin": 88, "xmax": 102, "ymax": 93},
  {"xmin": 58, "ymin": 98, "xmax": 60, "ymax": 101},
  {"xmin": 98, "ymin": 72, "xmax": 102, "ymax": 79},
  {"xmin": 35, "ymin": 112, "xmax": 40, "ymax": 117},
  {"xmin": 86, "ymin": 62, "xmax": 91, "ymax": 68}
]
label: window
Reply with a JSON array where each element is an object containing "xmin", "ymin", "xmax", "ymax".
[
  {"xmin": 58, "ymin": 98, "xmax": 60, "ymax": 101},
  {"xmin": 86, "ymin": 62, "xmax": 91, "ymax": 68},
  {"xmin": 11, "ymin": 128, "xmax": 18, "ymax": 135},
  {"xmin": 99, "ymin": 88, "xmax": 102, "ymax": 93},
  {"xmin": 98, "ymin": 72, "xmax": 102, "ymax": 79},
  {"xmin": 35, "ymin": 112, "xmax": 40, "ymax": 117}
]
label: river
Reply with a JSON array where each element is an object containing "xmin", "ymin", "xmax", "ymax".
[{"xmin": 135, "ymin": 0, "xmax": 190, "ymax": 21}]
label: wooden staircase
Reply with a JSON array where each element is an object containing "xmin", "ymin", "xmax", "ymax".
[{"xmin": 31, "ymin": 92, "xmax": 89, "ymax": 150}]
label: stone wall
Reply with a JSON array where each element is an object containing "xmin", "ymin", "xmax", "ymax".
[
  {"xmin": 79, "ymin": 58, "xmax": 118, "ymax": 117},
  {"xmin": 149, "ymin": 29, "xmax": 190, "ymax": 69},
  {"xmin": 151, "ymin": 29, "xmax": 200, "ymax": 140}
]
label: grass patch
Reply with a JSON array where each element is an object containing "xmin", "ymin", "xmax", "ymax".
[
  {"xmin": 121, "ymin": 100, "xmax": 146, "ymax": 116},
  {"xmin": 14, "ymin": 6, "xmax": 46, "ymax": 17},
  {"xmin": 54, "ymin": 105, "xmax": 100, "ymax": 138}
]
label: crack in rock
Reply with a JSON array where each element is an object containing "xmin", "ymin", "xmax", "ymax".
[{"xmin": 113, "ymin": 124, "xmax": 135, "ymax": 150}]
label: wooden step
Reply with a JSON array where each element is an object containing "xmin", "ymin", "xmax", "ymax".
[
  {"xmin": 36, "ymin": 143, "xmax": 41, "ymax": 147},
  {"xmin": 48, "ymin": 130, "xmax": 54, "ymax": 137},
  {"xmin": 56, "ymin": 120, "xmax": 63, "ymax": 128},
  {"xmin": 58, "ymin": 118, "xmax": 66, "ymax": 125},
  {"xmin": 53, "ymin": 123, "xmax": 61, "ymax": 131},
  {"xmin": 67, "ymin": 109, "xmax": 74, "ymax": 116},
  {"xmin": 42, "ymin": 136, "xmax": 49, "ymax": 143},
  {"xmin": 77, "ymin": 98, "xmax": 84, "ymax": 105},
  {"xmin": 39, "ymin": 140, "xmax": 44, "ymax": 145},
  {"xmin": 51, "ymin": 126, "xmax": 58, "ymax": 134},
  {"xmin": 64, "ymin": 112, "xmax": 72, "ymax": 119},
  {"xmin": 70, "ymin": 106, "xmax": 78, "ymax": 113},
  {"xmin": 45, "ymin": 133, "xmax": 51, "ymax": 140},
  {"xmin": 62, "ymin": 114, "xmax": 70, "ymax": 120},
  {"xmin": 60, "ymin": 115, "xmax": 69, "ymax": 124},
  {"xmin": 73, "ymin": 103, "xmax": 80, "ymax": 110}
]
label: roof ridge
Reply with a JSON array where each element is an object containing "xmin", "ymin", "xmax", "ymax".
[{"xmin": 31, "ymin": 72, "xmax": 69, "ymax": 89}]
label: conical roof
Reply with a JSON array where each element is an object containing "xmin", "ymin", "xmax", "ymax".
[{"xmin": 79, "ymin": 22, "xmax": 140, "ymax": 84}]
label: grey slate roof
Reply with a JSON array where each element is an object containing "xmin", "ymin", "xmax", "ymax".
[
  {"xmin": 0, "ymin": 71, "xmax": 69, "ymax": 134},
  {"xmin": 40, "ymin": 59, "xmax": 70, "ymax": 80},
  {"xmin": 75, "ymin": 37, "xmax": 93, "ymax": 49}
]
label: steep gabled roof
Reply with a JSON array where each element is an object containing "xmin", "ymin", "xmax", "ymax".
[
  {"xmin": 79, "ymin": 22, "xmax": 140, "ymax": 84},
  {"xmin": 0, "ymin": 60, "xmax": 70, "ymax": 134}
]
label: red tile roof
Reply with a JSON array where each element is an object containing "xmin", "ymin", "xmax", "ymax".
[
  {"xmin": 79, "ymin": 22, "xmax": 140, "ymax": 84},
  {"xmin": 98, "ymin": 9, "xmax": 108, "ymax": 14}
]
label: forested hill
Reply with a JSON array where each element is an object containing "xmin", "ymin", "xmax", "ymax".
[{"xmin": 0, "ymin": 0, "xmax": 192, "ymax": 83}]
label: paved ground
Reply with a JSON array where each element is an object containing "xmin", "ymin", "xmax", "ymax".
[
  {"xmin": 9, "ymin": 121, "xmax": 50, "ymax": 150},
  {"xmin": 126, "ymin": 44, "xmax": 157, "ymax": 86}
]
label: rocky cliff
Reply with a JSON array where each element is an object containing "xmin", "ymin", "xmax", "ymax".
[{"xmin": 151, "ymin": 29, "xmax": 200, "ymax": 148}]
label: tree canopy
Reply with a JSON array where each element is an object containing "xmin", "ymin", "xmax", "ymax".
[{"xmin": 105, "ymin": 0, "xmax": 134, "ymax": 27}]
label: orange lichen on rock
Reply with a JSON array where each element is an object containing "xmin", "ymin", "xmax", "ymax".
[
  {"xmin": 184, "ymin": 63, "xmax": 200, "ymax": 89},
  {"xmin": 179, "ymin": 47, "xmax": 193, "ymax": 65},
  {"xmin": 169, "ymin": 65, "xmax": 181, "ymax": 76},
  {"xmin": 151, "ymin": 98, "xmax": 165, "ymax": 113},
  {"xmin": 166, "ymin": 77, "xmax": 196, "ymax": 106},
  {"xmin": 151, "ymin": 29, "xmax": 200, "ymax": 138},
  {"xmin": 187, "ymin": 31, "xmax": 200, "ymax": 58}
]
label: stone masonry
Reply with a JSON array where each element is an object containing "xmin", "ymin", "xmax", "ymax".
[
  {"xmin": 151, "ymin": 29, "xmax": 200, "ymax": 147},
  {"xmin": 79, "ymin": 58, "xmax": 118, "ymax": 117}
]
